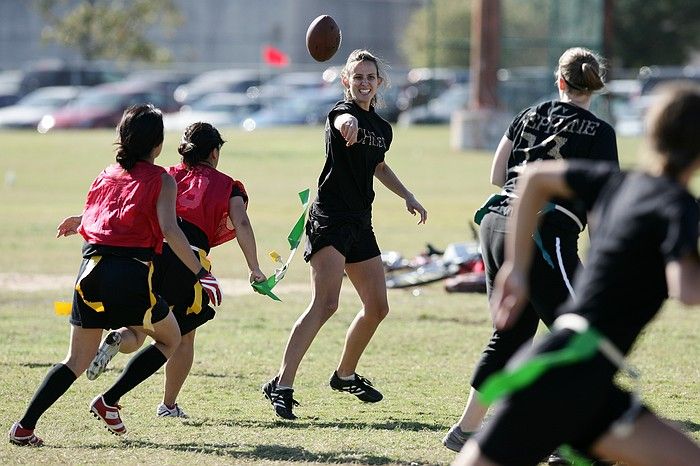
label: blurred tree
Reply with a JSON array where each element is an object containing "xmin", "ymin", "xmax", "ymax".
[
  {"xmin": 36, "ymin": 0, "xmax": 182, "ymax": 62},
  {"xmin": 403, "ymin": 0, "xmax": 700, "ymax": 68},
  {"xmin": 400, "ymin": 0, "xmax": 471, "ymax": 67},
  {"xmin": 613, "ymin": 0, "xmax": 700, "ymax": 67}
]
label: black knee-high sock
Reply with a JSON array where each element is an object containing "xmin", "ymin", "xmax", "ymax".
[
  {"xmin": 19, "ymin": 363, "xmax": 77, "ymax": 430},
  {"xmin": 102, "ymin": 345, "xmax": 167, "ymax": 406}
]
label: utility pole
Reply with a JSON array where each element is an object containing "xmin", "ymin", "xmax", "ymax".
[
  {"xmin": 451, "ymin": 0, "xmax": 510, "ymax": 151},
  {"xmin": 470, "ymin": 0, "xmax": 500, "ymax": 110}
]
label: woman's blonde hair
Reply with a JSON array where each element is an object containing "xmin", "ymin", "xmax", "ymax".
[
  {"xmin": 340, "ymin": 49, "xmax": 389, "ymax": 108},
  {"xmin": 556, "ymin": 47, "xmax": 606, "ymax": 94}
]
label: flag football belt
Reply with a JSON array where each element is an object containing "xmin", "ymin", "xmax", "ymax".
[
  {"xmin": 252, "ymin": 188, "xmax": 310, "ymax": 301},
  {"xmin": 479, "ymin": 313, "xmax": 642, "ymax": 429}
]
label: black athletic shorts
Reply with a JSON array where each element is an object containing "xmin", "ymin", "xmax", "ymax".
[
  {"xmin": 303, "ymin": 210, "xmax": 380, "ymax": 264},
  {"xmin": 152, "ymin": 243, "xmax": 216, "ymax": 336},
  {"xmin": 476, "ymin": 329, "xmax": 648, "ymax": 465},
  {"xmin": 70, "ymin": 255, "xmax": 169, "ymax": 330}
]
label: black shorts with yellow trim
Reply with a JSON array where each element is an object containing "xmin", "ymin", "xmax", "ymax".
[
  {"xmin": 70, "ymin": 255, "xmax": 169, "ymax": 330},
  {"xmin": 152, "ymin": 243, "xmax": 216, "ymax": 336}
]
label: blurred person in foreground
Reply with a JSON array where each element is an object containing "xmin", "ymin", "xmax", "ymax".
[
  {"xmin": 262, "ymin": 49, "xmax": 427, "ymax": 420},
  {"xmin": 455, "ymin": 83, "xmax": 700, "ymax": 465},
  {"xmin": 8, "ymin": 105, "xmax": 222, "ymax": 446},
  {"xmin": 444, "ymin": 48, "xmax": 618, "ymax": 466},
  {"xmin": 83, "ymin": 122, "xmax": 266, "ymax": 418}
]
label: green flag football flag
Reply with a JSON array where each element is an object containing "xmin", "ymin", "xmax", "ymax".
[{"xmin": 252, "ymin": 189, "xmax": 310, "ymax": 301}]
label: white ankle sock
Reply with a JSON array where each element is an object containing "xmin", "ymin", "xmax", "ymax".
[{"xmin": 338, "ymin": 373, "xmax": 356, "ymax": 381}]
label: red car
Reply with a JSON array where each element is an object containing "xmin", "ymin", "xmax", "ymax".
[{"xmin": 40, "ymin": 81, "xmax": 178, "ymax": 131}]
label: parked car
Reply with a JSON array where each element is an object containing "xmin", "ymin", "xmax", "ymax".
[
  {"xmin": 0, "ymin": 70, "xmax": 23, "ymax": 107},
  {"xmin": 163, "ymin": 93, "xmax": 262, "ymax": 131},
  {"xmin": 0, "ymin": 86, "xmax": 83, "ymax": 129},
  {"xmin": 242, "ymin": 89, "xmax": 340, "ymax": 131},
  {"xmin": 39, "ymin": 81, "xmax": 177, "ymax": 131},
  {"xmin": 18, "ymin": 62, "xmax": 123, "ymax": 97},
  {"xmin": 397, "ymin": 84, "xmax": 469, "ymax": 125},
  {"xmin": 173, "ymin": 69, "xmax": 263, "ymax": 106},
  {"xmin": 395, "ymin": 67, "xmax": 466, "ymax": 112},
  {"xmin": 252, "ymin": 71, "xmax": 338, "ymax": 103},
  {"xmin": 124, "ymin": 69, "xmax": 197, "ymax": 111}
]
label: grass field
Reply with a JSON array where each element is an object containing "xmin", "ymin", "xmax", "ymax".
[{"xmin": 0, "ymin": 126, "xmax": 697, "ymax": 465}]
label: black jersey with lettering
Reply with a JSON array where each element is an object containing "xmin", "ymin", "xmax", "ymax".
[
  {"xmin": 313, "ymin": 100, "xmax": 392, "ymax": 217},
  {"xmin": 491, "ymin": 100, "xmax": 618, "ymax": 231},
  {"xmin": 560, "ymin": 161, "xmax": 699, "ymax": 353}
]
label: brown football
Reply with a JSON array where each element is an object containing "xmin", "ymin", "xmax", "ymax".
[{"xmin": 305, "ymin": 15, "xmax": 341, "ymax": 62}]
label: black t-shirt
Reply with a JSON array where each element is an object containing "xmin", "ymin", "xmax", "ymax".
[
  {"xmin": 313, "ymin": 100, "xmax": 393, "ymax": 219},
  {"xmin": 559, "ymin": 161, "xmax": 699, "ymax": 354},
  {"xmin": 491, "ymin": 101, "xmax": 618, "ymax": 232}
]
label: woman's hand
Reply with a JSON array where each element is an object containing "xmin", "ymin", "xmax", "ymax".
[
  {"xmin": 249, "ymin": 267, "xmax": 266, "ymax": 283},
  {"xmin": 405, "ymin": 194, "xmax": 427, "ymax": 224},
  {"xmin": 56, "ymin": 215, "xmax": 82, "ymax": 238},
  {"xmin": 338, "ymin": 115, "xmax": 359, "ymax": 146}
]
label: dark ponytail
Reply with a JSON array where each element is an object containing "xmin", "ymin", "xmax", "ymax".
[
  {"xmin": 115, "ymin": 104, "xmax": 164, "ymax": 170},
  {"xmin": 178, "ymin": 122, "xmax": 225, "ymax": 168}
]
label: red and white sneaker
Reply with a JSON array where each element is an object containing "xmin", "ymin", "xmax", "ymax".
[
  {"xmin": 8, "ymin": 421, "xmax": 43, "ymax": 446},
  {"xmin": 90, "ymin": 395, "xmax": 127, "ymax": 436}
]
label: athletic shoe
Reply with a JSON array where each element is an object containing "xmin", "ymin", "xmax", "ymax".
[
  {"xmin": 90, "ymin": 395, "xmax": 127, "ymax": 436},
  {"xmin": 547, "ymin": 450, "xmax": 571, "ymax": 465},
  {"xmin": 329, "ymin": 371, "xmax": 383, "ymax": 402},
  {"xmin": 156, "ymin": 402, "xmax": 188, "ymax": 418},
  {"xmin": 442, "ymin": 424, "xmax": 473, "ymax": 452},
  {"xmin": 262, "ymin": 377, "xmax": 299, "ymax": 420},
  {"xmin": 86, "ymin": 331, "xmax": 122, "ymax": 380},
  {"xmin": 8, "ymin": 422, "xmax": 43, "ymax": 447}
]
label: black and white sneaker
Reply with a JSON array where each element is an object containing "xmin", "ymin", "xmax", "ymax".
[
  {"xmin": 262, "ymin": 377, "xmax": 299, "ymax": 420},
  {"xmin": 329, "ymin": 371, "xmax": 383, "ymax": 403}
]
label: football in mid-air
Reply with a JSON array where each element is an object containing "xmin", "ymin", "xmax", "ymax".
[{"xmin": 305, "ymin": 15, "xmax": 341, "ymax": 62}]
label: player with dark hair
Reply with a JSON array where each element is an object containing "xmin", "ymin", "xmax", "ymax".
[
  {"xmin": 83, "ymin": 121, "xmax": 265, "ymax": 418},
  {"xmin": 263, "ymin": 49, "xmax": 427, "ymax": 420},
  {"xmin": 455, "ymin": 83, "xmax": 700, "ymax": 465},
  {"xmin": 444, "ymin": 48, "xmax": 618, "ymax": 463},
  {"xmin": 8, "ymin": 105, "xmax": 222, "ymax": 446}
]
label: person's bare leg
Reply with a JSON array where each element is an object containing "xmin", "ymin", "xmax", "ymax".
[
  {"xmin": 592, "ymin": 411, "xmax": 700, "ymax": 466},
  {"xmin": 336, "ymin": 255, "xmax": 388, "ymax": 376},
  {"xmin": 115, "ymin": 326, "xmax": 147, "ymax": 354},
  {"xmin": 452, "ymin": 440, "xmax": 500, "ymax": 466},
  {"xmin": 63, "ymin": 325, "xmax": 103, "ymax": 376},
  {"xmin": 133, "ymin": 311, "xmax": 181, "ymax": 359},
  {"xmin": 457, "ymin": 387, "xmax": 489, "ymax": 432},
  {"xmin": 277, "ymin": 246, "xmax": 345, "ymax": 387},
  {"xmin": 163, "ymin": 330, "xmax": 196, "ymax": 406}
]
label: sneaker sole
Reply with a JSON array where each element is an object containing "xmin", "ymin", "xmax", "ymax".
[
  {"xmin": 330, "ymin": 386, "xmax": 383, "ymax": 403},
  {"xmin": 8, "ymin": 438, "xmax": 43, "ymax": 447},
  {"xmin": 262, "ymin": 383, "xmax": 297, "ymax": 420}
]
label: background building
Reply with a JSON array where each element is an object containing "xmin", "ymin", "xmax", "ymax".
[{"xmin": 0, "ymin": 0, "xmax": 422, "ymax": 71}]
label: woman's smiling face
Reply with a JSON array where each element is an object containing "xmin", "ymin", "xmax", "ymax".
[{"xmin": 343, "ymin": 59, "xmax": 382, "ymax": 110}]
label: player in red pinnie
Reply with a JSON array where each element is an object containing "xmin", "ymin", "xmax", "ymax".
[
  {"xmin": 8, "ymin": 105, "xmax": 223, "ymax": 446},
  {"xmin": 83, "ymin": 122, "xmax": 266, "ymax": 418}
]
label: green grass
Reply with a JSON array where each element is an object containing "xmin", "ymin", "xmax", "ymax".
[{"xmin": 0, "ymin": 127, "xmax": 697, "ymax": 464}]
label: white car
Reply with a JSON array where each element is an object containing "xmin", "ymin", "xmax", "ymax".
[
  {"xmin": 164, "ymin": 93, "xmax": 261, "ymax": 131},
  {"xmin": 0, "ymin": 86, "xmax": 83, "ymax": 129}
]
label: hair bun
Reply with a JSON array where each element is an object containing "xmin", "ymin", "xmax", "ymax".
[{"xmin": 178, "ymin": 140, "xmax": 196, "ymax": 156}]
